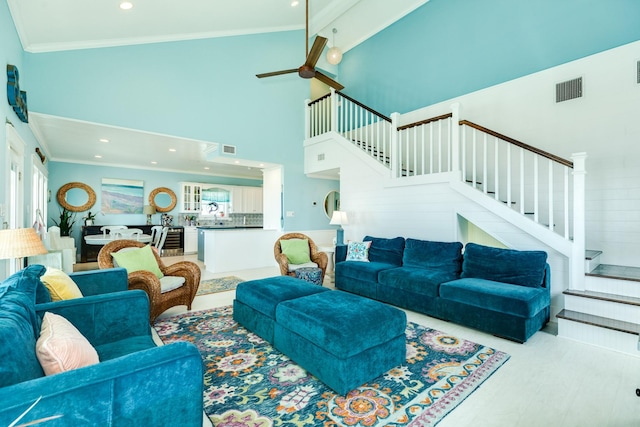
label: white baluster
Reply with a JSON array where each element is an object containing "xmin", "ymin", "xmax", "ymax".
[
  {"xmin": 571, "ymin": 152, "xmax": 587, "ymax": 290},
  {"xmin": 548, "ymin": 159, "xmax": 554, "ymax": 231}
]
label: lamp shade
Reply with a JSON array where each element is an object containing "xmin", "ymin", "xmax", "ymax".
[
  {"xmin": 143, "ymin": 205, "xmax": 156, "ymax": 215},
  {"xmin": 329, "ymin": 211, "xmax": 348, "ymax": 226},
  {"xmin": 0, "ymin": 228, "xmax": 48, "ymax": 260}
]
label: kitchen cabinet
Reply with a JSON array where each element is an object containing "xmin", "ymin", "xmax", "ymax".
[
  {"xmin": 179, "ymin": 182, "xmax": 201, "ymax": 213},
  {"xmin": 184, "ymin": 226, "xmax": 197, "ymax": 254},
  {"xmin": 231, "ymin": 186, "xmax": 263, "ymax": 213}
]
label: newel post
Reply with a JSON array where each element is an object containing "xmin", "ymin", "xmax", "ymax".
[
  {"xmin": 390, "ymin": 112, "xmax": 400, "ymax": 178},
  {"xmin": 330, "ymin": 88, "xmax": 338, "ymax": 133},
  {"xmin": 305, "ymin": 98, "xmax": 312, "ymax": 140},
  {"xmin": 571, "ymin": 152, "xmax": 587, "ymax": 290},
  {"xmin": 450, "ymin": 102, "xmax": 461, "ymax": 174}
]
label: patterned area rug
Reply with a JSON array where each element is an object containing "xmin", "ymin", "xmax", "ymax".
[
  {"xmin": 154, "ymin": 306, "xmax": 509, "ymax": 427},
  {"xmin": 196, "ymin": 276, "xmax": 244, "ymax": 296}
]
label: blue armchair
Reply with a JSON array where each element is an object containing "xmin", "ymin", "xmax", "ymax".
[{"xmin": 0, "ymin": 265, "xmax": 203, "ymax": 426}]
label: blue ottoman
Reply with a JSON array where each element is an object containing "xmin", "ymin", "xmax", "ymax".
[
  {"xmin": 274, "ymin": 290, "xmax": 407, "ymax": 395},
  {"xmin": 233, "ymin": 276, "xmax": 330, "ymax": 342},
  {"xmin": 294, "ymin": 267, "xmax": 323, "ymax": 285}
]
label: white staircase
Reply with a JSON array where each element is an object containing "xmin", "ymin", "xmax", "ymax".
[{"xmin": 558, "ymin": 258, "xmax": 640, "ymax": 356}]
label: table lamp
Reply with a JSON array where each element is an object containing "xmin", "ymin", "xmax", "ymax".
[
  {"xmin": 143, "ymin": 205, "xmax": 156, "ymax": 225},
  {"xmin": 329, "ymin": 211, "xmax": 348, "ymax": 246},
  {"xmin": 0, "ymin": 228, "xmax": 48, "ymax": 270}
]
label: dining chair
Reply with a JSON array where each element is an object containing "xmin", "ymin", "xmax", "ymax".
[{"xmin": 150, "ymin": 226, "xmax": 164, "ymax": 246}]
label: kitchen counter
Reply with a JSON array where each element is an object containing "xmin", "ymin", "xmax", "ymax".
[
  {"xmin": 201, "ymin": 228, "xmax": 278, "ymax": 273},
  {"xmin": 197, "ymin": 225, "xmax": 263, "ymax": 230}
]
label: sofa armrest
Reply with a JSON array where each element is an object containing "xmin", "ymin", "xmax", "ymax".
[
  {"xmin": 36, "ymin": 290, "xmax": 151, "ymax": 346},
  {"xmin": 0, "ymin": 342, "xmax": 203, "ymax": 427},
  {"xmin": 543, "ymin": 264, "xmax": 551, "ymax": 291},
  {"xmin": 70, "ymin": 267, "xmax": 129, "ymax": 296},
  {"xmin": 335, "ymin": 244, "xmax": 348, "ymax": 263}
]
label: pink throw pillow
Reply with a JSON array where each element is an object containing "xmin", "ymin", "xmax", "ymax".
[{"xmin": 36, "ymin": 312, "xmax": 99, "ymax": 375}]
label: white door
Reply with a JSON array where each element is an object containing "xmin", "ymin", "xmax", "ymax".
[{"xmin": 5, "ymin": 124, "xmax": 26, "ymax": 275}]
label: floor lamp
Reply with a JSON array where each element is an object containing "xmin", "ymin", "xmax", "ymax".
[{"xmin": 0, "ymin": 228, "xmax": 49, "ymax": 277}]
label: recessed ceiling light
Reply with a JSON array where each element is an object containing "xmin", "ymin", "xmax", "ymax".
[
  {"xmin": 204, "ymin": 166, "xmax": 210, "ymax": 170},
  {"xmin": 151, "ymin": 161, "xmax": 158, "ymax": 165},
  {"xmin": 169, "ymin": 148, "xmax": 177, "ymax": 152},
  {"xmin": 291, "ymin": 1, "xmax": 299, "ymax": 6},
  {"xmin": 234, "ymin": 160, "xmax": 240, "ymax": 164},
  {"xmin": 99, "ymin": 138, "xmax": 109, "ymax": 143},
  {"xmin": 94, "ymin": 155, "xmax": 102, "ymax": 159},
  {"xmin": 120, "ymin": 2, "xmax": 133, "ymax": 10},
  {"xmin": 259, "ymin": 163, "xmax": 265, "ymax": 167}
]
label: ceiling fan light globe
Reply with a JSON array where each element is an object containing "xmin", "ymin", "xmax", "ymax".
[{"xmin": 326, "ymin": 47, "xmax": 343, "ymax": 65}]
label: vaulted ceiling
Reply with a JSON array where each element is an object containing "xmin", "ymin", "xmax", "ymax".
[{"xmin": 7, "ymin": 0, "xmax": 429, "ymax": 178}]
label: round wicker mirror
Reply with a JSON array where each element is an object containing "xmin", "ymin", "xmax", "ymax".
[
  {"xmin": 56, "ymin": 182, "xmax": 96, "ymax": 212},
  {"xmin": 149, "ymin": 187, "xmax": 177, "ymax": 213}
]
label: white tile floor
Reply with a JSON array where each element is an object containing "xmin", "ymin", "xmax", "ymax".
[{"xmin": 153, "ymin": 255, "xmax": 640, "ymax": 427}]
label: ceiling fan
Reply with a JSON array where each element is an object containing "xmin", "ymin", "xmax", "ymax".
[{"xmin": 256, "ymin": 0, "xmax": 344, "ymax": 91}]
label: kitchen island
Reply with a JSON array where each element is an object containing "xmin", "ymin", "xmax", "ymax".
[{"xmin": 199, "ymin": 226, "xmax": 280, "ymax": 273}]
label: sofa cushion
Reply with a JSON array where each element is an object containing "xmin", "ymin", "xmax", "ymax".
[
  {"xmin": 379, "ymin": 266, "xmax": 458, "ymax": 297},
  {"xmin": 363, "ymin": 236, "xmax": 405, "ymax": 266},
  {"xmin": 235, "ymin": 276, "xmax": 329, "ymax": 319},
  {"xmin": 346, "ymin": 240, "xmax": 371, "ymax": 262},
  {"xmin": 337, "ymin": 260, "xmax": 398, "ymax": 283},
  {"xmin": 439, "ymin": 278, "xmax": 550, "ymax": 318},
  {"xmin": 403, "ymin": 239, "xmax": 463, "ymax": 275},
  {"xmin": 275, "ymin": 290, "xmax": 406, "ymax": 357},
  {"xmin": 0, "ymin": 265, "xmax": 47, "ymax": 387},
  {"xmin": 461, "ymin": 243, "xmax": 548, "ymax": 288}
]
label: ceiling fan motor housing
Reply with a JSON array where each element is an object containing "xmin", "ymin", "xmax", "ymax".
[{"xmin": 298, "ymin": 65, "xmax": 315, "ymax": 78}]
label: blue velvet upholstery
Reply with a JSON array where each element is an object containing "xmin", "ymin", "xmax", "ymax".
[
  {"xmin": 461, "ymin": 242, "xmax": 548, "ymax": 288},
  {"xmin": 402, "ymin": 239, "xmax": 463, "ymax": 274},
  {"xmin": 233, "ymin": 276, "xmax": 330, "ymax": 342},
  {"xmin": 364, "ymin": 236, "xmax": 405, "ymax": 265},
  {"xmin": 34, "ymin": 267, "xmax": 129, "ymax": 304},
  {"xmin": 234, "ymin": 278, "xmax": 407, "ymax": 395},
  {"xmin": 274, "ymin": 290, "xmax": 406, "ymax": 395},
  {"xmin": 334, "ymin": 236, "xmax": 551, "ymax": 343},
  {"xmin": 0, "ymin": 266, "xmax": 46, "ymax": 387},
  {"xmin": 0, "ymin": 266, "xmax": 204, "ymax": 426}
]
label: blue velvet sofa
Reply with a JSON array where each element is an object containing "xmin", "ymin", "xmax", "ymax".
[
  {"xmin": 0, "ymin": 265, "xmax": 203, "ymax": 426},
  {"xmin": 336, "ymin": 238, "xmax": 550, "ymax": 342}
]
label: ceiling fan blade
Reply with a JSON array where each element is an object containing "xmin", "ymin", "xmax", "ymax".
[
  {"xmin": 256, "ymin": 69, "xmax": 298, "ymax": 78},
  {"xmin": 304, "ymin": 36, "xmax": 328, "ymax": 68},
  {"xmin": 314, "ymin": 71, "xmax": 344, "ymax": 91}
]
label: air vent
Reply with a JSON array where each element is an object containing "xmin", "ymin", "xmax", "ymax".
[
  {"xmin": 222, "ymin": 144, "xmax": 236, "ymax": 155},
  {"xmin": 556, "ymin": 77, "xmax": 583, "ymax": 103},
  {"xmin": 317, "ymin": 153, "xmax": 325, "ymax": 161}
]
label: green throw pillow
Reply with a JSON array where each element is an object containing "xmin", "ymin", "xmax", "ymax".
[
  {"xmin": 111, "ymin": 245, "xmax": 164, "ymax": 279},
  {"xmin": 280, "ymin": 239, "xmax": 312, "ymax": 265}
]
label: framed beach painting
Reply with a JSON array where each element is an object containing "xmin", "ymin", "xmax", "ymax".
[{"xmin": 101, "ymin": 178, "xmax": 144, "ymax": 214}]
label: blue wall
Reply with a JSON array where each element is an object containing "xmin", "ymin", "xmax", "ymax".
[
  {"xmin": 47, "ymin": 161, "xmax": 267, "ymax": 245},
  {"xmin": 339, "ymin": 0, "xmax": 640, "ymax": 115},
  {"xmin": 24, "ymin": 31, "xmax": 339, "ymax": 231},
  {"xmin": 0, "ymin": 2, "xmax": 44, "ymax": 228}
]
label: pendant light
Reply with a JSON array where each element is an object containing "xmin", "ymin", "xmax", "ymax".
[{"xmin": 326, "ymin": 28, "xmax": 343, "ymax": 65}]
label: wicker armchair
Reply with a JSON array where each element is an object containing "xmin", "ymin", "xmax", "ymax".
[
  {"xmin": 97, "ymin": 240, "xmax": 200, "ymax": 322},
  {"xmin": 274, "ymin": 233, "xmax": 328, "ymax": 282}
]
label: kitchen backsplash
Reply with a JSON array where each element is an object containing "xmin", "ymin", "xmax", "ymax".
[{"xmin": 182, "ymin": 213, "xmax": 263, "ymax": 227}]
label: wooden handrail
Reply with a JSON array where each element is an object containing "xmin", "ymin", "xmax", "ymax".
[
  {"xmin": 308, "ymin": 92, "xmax": 332, "ymax": 106},
  {"xmin": 397, "ymin": 113, "xmax": 453, "ymax": 131},
  {"xmin": 335, "ymin": 91, "xmax": 392, "ymax": 123},
  {"xmin": 459, "ymin": 120, "xmax": 573, "ymax": 168}
]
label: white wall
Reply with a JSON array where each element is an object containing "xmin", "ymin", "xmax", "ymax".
[{"xmin": 397, "ymin": 41, "xmax": 640, "ymax": 267}]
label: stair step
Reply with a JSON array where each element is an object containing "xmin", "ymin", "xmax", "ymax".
[
  {"xmin": 563, "ymin": 289, "xmax": 640, "ymax": 307},
  {"xmin": 587, "ymin": 264, "xmax": 640, "ymax": 283},
  {"xmin": 585, "ymin": 250, "xmax": 603, "ymax": 260},
  {"xmin": 556, "ymin": 309, "xmax": 640, "ymax": 335}
]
